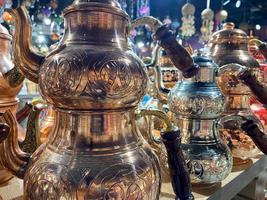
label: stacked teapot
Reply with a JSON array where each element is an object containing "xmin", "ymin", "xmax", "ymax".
[
  {"xmin": 208, "ymin": 22, "xmax": 263, "ymax": 166},
  {"xmin": 0, "ymin": 22, "xmax": 43, "ymax": 185},
  {"xmin": 0, "ymin": 0, "xmax": 199, "ymax": 199},
  {"xmin": 168, "ymin": 50, "xmax": 233, "ymax": 186}
]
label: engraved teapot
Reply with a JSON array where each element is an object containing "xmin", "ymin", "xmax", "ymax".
[
  {"xmin": 0, "ymin": 23, "xmax": 42, "ymax": 185},
  {"xmin": 168, "ymin": 50, "xmax": 232, "ymax": 186},
  {"xmin": 208, "ymin": 22, "xmax": 262, "ymax": 165},
  {"xmin": 231, "ymin": 41, "xmax": 267, "ymax": 156},
  {"xmin": 0, "ymin": 1, "xmax": 199, "ymax": 199}
]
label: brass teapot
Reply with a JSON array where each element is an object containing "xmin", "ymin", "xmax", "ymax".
[
  {"xmin": 0, "ymin": 0, "xmax": 198, "ymax": 199},
  {"xmin": 208, "ymin": 22, "xmax": 262, "ymax": 165}
]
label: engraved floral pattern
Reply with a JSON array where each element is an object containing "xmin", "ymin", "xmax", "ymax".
[
  {"xmin": 169, "ymin": 94, "xmax": 225, "ymax": 117},
  {"xmin": 39, "ymin": 48, "xmax": 147, "ymax": 107}
]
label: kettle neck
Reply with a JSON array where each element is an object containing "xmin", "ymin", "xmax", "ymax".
[
  {"xmin": 62, "ymin": 3, "xmax": 129, "ymax": 48},
  {"xmin": 47, "ymin": 108, "xmax": 142, "ymax": 153}
]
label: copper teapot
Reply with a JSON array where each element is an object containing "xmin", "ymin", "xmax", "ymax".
[
  {"xmin": 0, "ymin": 22, "xmax": 43, "ymax": 185},
  {"xmin": 0, "ymin": 0, "xmax": 198, "ymax": 199},
  {"xmin": 208, "ymin": 22, "xmax": 262, "ymax": 165}
]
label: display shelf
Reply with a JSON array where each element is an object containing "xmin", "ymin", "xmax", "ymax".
[
  {"xmin": 0, "ymin": 156, "xmax": 266, "ymax": 200},
  {"xmin": 161, "ymin": 155, "xmax": 267, "ymax": 200}
]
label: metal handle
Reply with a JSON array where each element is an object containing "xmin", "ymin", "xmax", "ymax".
[{"xmin": 216, "ymin": 63, "xmax": 248, "ymax": 77}]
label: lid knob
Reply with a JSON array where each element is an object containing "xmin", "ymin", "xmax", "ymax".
[{"xmin": 223, "ymin": 22, "xmax": 235, "ymax": 30}]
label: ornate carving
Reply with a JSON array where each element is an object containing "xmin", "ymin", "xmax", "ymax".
[
  {"xmin": 81, "ymin": 163, "xmax": 156, "ymax": 199},
  {"xmin": 40, "ymin": 49, "xmax": 147, "ymax": 106},
  {"xmin": 25, "ymin": 163, "xmax": 71, "ymax": 200},
  {"xmin": 169, "ymin": 94, "xmax": 225, "ymax": 117}
]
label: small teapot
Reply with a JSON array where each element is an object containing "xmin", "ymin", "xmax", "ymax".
[{"xmin": 168, "ymin": 50, "xmax": 232, "ymax": 185}]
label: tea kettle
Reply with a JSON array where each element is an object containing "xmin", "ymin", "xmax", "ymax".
[
  {"xmin": 208, "ymin": 22, "xmax": 262, "ymax": 165},
  {"xmin": 0, "ymin": 1, "xmax": 199, "ymax": 199},
  {"xmin": 0, "ymin": 22, "xmax": 43, "ymax": 185},
  {"xmin": 168, "ymin": 50, "xmax": 232, "ymax": 185}
]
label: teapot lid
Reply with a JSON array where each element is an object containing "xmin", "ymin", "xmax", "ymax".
[
  {"xmin": 64, "ymin": 0, "xmax": 127, "ymax": 18},
  {"xmin": 193, "ymin": 50, "xmax": 217, "ymax": 68},
  {"xmin": 209, "ymin": 22, "xmax": 248, "ymax": 44},
  {"xmin": 0, "ymin": 24, "xmax": 12, "ymax": 41}
]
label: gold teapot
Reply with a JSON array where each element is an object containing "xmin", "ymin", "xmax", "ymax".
[
  {"xmin": 0, "ymin": 0, "xmax": 198, "ymax": 199},
  {"xmin": 208, "ymin": 22, "xmax": 262, "ymax": 165}
]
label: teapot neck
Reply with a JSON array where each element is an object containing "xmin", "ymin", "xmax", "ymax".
[
  {"xmin": 61, "ymin": 3, "xmax": 129, "ymax": 47},
  {"xmin": 47, "ymin": 109, "xmax": 142, "ymax": 153}
]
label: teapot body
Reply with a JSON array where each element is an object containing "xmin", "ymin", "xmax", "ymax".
[
  {"xmin": 19, "ymin": 1, "xmax": 161, "ymax": 199},
  {"xmin": 25, "ymin": 109, "xmax": 160, "ymax": 200}
]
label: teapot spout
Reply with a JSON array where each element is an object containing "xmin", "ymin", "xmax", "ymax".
[
  {"xmin": 8, "ymin": 6, "xmax": 45, "ymax": 83},
  {"xmin": 0, "ymin": 110, "xmax": 29, "ymax": 178}
]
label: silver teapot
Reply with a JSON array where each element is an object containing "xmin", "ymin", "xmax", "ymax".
[{"xmin": 168, "ymin": 50, "xmax": 233, "ymax": 185}]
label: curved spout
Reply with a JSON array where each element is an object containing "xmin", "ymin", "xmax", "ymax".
[
  {"xmin": 0, "ymin": 110, "xmax": 29, "ymax": 178},
  {"xmin": 132, "ymin": 16, "xmax": 199, "ymax": 78},
  {"xmin": 20, "ymin": 104, "xmax": 44, "ymax": 153},
  {"xmin": 8, "ymin": 6, "xmax": 45, "ymax": 83},
  {"xmin": 0, "ymin": 103, "xmax": 44, "ymax": 178}
]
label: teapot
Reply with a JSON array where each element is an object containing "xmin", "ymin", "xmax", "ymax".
[
  {"xmin": 208, "ymin": 22, "xmax": 262, "ymax": 165},
  {"xmin": 0, "ymin": 1, "xmax": 199, "ymax": 199},
  {"xmin": 0, "ymin": 22, "xmax": 43, "ymax": 185},
  {"xmin": 168, "ymin": 50, "xmax": 232, "ymax": 186}
]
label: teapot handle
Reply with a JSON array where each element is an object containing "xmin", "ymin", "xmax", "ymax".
[
  {"xmin": 216, "ymin": 63, "xmax": 248, "ymax": 77},
  {"xmin": 136, "ymin": 109, "xmax": 193, "ymax": 200},
  {"xmin": 241, "ymin": 120, "xmax": 267, "ymax": 155},
  {"xmin": 161, "ymin": 129, "xmax": 194, "ymax": 200},
  {"xmin": 131, "ymin": 16, "xmax": 199, "ymax": 78}
]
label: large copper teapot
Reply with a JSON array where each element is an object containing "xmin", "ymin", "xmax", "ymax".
[{"xmin": 0, "ymin": 0, "xmax": 198, "ymax": 199}]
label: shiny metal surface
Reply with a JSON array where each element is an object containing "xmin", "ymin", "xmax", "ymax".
[
  {"xmin": 1, "ymin": 1, "xmax": 163, "ymax": 199},
  {"xmin": 178, "ymin": 119, "xmax": 232, "ymax": 184},
  {"xmin": 168, "ymin": 52, "xmax": 232, "ymax": 185},
  {"xmin": 24, "ymin": 109, "xmax": 160, "ymax": 199},
  {"xmin": 0, "ymin": 23, "xmax": 24, "ymax": 185},
  {"xmin": 0, "ymin": 0, "xmax": 200, "ymax": 197},
  {"xmin": 209, "ymin": 24, "xmax": 263, "ymax": 162},
  {"xmin": 39, "ymin": 106, "xmax": 55, "ymax": 144},
  {"xmin": 208, "ymin": 23, "xmax": 260, "ymax": 96}
]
